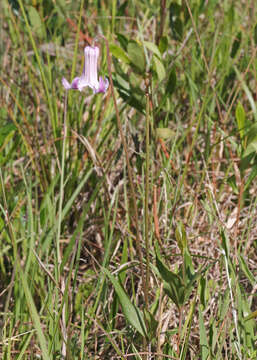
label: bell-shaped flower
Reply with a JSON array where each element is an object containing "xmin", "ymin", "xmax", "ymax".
[{"xmin": 62, "ymin": 46, "xmax": 109, "ymax": 93}]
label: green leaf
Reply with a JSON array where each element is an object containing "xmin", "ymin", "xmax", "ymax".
[
  {"xmin": 159, "ymin": 36, "xmax": 168, "ymax": 54},
  {"xmin": 254, "ymin": 23, "xmax": 257, "ymax": 46},
  {"xmin": 169, "ymin": 3, "xmax": 183, "ymax": 41},
  {"xmin": 155, "ymin": 242, "xmax": 184, "ymax": 307},
  {"xmin": 116, "ymin": 33, "xmax": 128, "ymax": 50},
  {"xmin": 156, "ymin": 127, "xmax": 174, "ymax": 140},
  {"xmin": 183, "ymin": 270, "xmax": 202, "ymax": 303},
  {"xmin": 0, "ymin": 216, "xmax": 4, "ymax": 231},
  {"xmin": 143, "ymin": 41, "xmax": 162, "ymax": 59},
  {"xmin": 175, "ymin": 221, "xmax": 187, "ymax": 253},
  {"xmin": 245, "ymin": 123, "xmax": 257, "ymax": 147},
  {"xmin": 243, "ymin": 137, "xmax": 257, "ymax": 158},
  {"xmin": 27, "ymin": 6, "xmax": 46, "ymax": 39},
  {"xmin": 153, "ymin": 55, "xmax": 166, "ymax": 81},
  {"xmin": 235, "ymin": 101, "xmax": 245, "ymax": 140},
  {"xmin": 166, "ymin": 68, "xmax": 177, "ymax": 95},
  {"xmin": 240, "ymin": 153, "xmax": 256, "ymax": 174},
  {"xmin": 230, "ymin": 32, "xmax": 242, "ymax": 58},
  {"xmin": 244, "ymin": 310, "xmax": 257, "ymax": 322},
  {"xmin": 143, "ymin": 309, "xmax": 158, "ymax": 341},
  {"xmin": 127, "ymin": 40, "xmax": 146, "ymax": 74},
  {"xmin": 118, "ymin": 239, "xmax": 128, "ymax": 284},
  {"xmin": 102, "ymin": 268, "xmax": 147, "ymax": 337},
  {"xmin": 0, "ymin": 123, "xmax": 16, "ymax": 148},
  {"xmin": 199, "ymin": 277, "xmax": 207, "ymax": 307},
  {"xmin": 180, "ymin": 295, "xmax": 197, "ymax": 360},
  {"xmin": 183, "ymin": 249, "xmax": 194, "ymax": 280},
  {"xmin": 18, "ymin": 265, "xmax": 49, "ymax": 360},
  {"xmin": 238, "ymin": 255, "xmax": 256, "ymax": 286},
  {"xmin": 199, "ymin": 309, "xmax": 209, "ymax": 360},
  {"xmin": 163, "ymin": 281, "xmax": 182, "ymax": 307},
  {"xmin": 155, "ymin": 243, "xmax": 180, "ymax": 284},
  {"xmin": 244, "ymin": 164, "xmax": 257, "ymax": 191},
  {"xmin": 221, "ymin": 230, "xmax": 230, "ymax": 257},
  {"xmin": 109, "ymin": 44, "xmax": 130, "ymax": 64}
]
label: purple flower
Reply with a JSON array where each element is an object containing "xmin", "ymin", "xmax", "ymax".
[{"xmin": 62, "ymin": 46, "xmax": 109, "ymax": 94}]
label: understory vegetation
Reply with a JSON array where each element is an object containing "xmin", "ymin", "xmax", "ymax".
[{"xmin": 0, "ymin": 0, "xmax": 256, "ymax": 359}]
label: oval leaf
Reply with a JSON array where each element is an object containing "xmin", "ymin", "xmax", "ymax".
[
  {"xmin": 109, "ymin": 44, "xmax": 130, "ymax": 64},
  {"xmin": 127, "ymin": 40, "xmax": 146, "ymax": 74},
  {"xmin": 143, "ymin": 41, "xmax": 162, "ymax": 59},
  {"xmin": 156, "ymin": 128, "xmax": 174, "ymax": 140},
  {"xmin": 153, "ymin": 55, "xmax": 165, "ymax": 82},
  {"xmin": 166, "ymin": 68, "xmax": 177, "ymax": 95},
  {"xmin": 28, "ymin": 6, "xmax": 46, "ymax": 39}
]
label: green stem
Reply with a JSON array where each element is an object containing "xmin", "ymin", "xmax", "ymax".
[
  {"xmin": 103, "ymin": 36, "xmax": 147, "ymax": 304},
  {"xmin": 56, "ymin": 91, "xmax": 68, "ymax": 274},
  {"xmin": 17, "ymin": 0, "xmax": 55, "ymax": 136},
  {"xmin": 145, "ymin": 93, "xmax": 150, "ymax": 310}
]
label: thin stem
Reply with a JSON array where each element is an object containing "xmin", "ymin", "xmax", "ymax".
[
  {"xmin": 222, "ymin": 249, "xmax": 242, "ymax": 360},
  {"xmin": 57, "ymin": 90, "xmax": 68, "ymax": 274},
  {"xmin": 145, "ymin": 92, "xmax": 150, "ymax": 310},
  {"xmin": 156, "ymin": 0, "xmax": 166, "ymax": 45},
  {"xmin": 17, "ymin": 0, "xmax": 55, "ymax": 135},
  {"xmin": 102, "ymin": 36, "xmax": 147, "ymax": 304},
  {"xmin": 178, "ymin": 306, "xmax": 183, "ymax": 357}
]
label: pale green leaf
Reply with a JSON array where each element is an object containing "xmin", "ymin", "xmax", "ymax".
[
  {"xmin": 156, "ymin": 128, "xmax": 175, "ymax": 140},
  {"xmin": 143, "ymin": 41, "xmax": 162, "ymax": 59},
  {"xmin": 109, "ymin": 44, "xmax": 130, "ymax": 64},
  {"xmin": 199, "ymin": 309, "xmax": 209, "ymax": 360},
  {"xmin": 235, "ymin": 101, "xmax": 245, "ymax": 140},
  {"xmin": 153, "ymin": 55, "xmax": 166, "ymax": 82},
  {"xmin": 27, "ymin": 6, "xmax": 46, "ymax": 39},
  {"xmin": 127, "ymin": 40, "xmax": 146, "ymax": 73}
]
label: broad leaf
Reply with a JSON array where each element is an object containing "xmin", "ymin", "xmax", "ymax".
[
  {"xmin": 127, "ymin": 40, "xmax": 146, "ymax": 74},
  {"xmin": 28, "ymin": 6, "xmax": 46, "ymax": 39},
  {"xmin": 156, "ymin": 128, "xmax": 174, "ymax": 140},
  {"xmin": 153, "ymin": 55, "xmax": 165, "ymax": 81},
  {"xmin": 110, "ymin": 44, "xmax": 130, "ymax": 64}
]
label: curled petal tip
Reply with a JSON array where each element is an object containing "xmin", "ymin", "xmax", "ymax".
[
  {"xmin": 62, "ymin": 77, "xmax": 71, "ymax": 90},
  {"xmin": 96, "ymin": 76, "xmax": 109, "ymax": 93},
  {"xmin": 71, "ymin": 77, "xmax": 82, "ymax": 90}
]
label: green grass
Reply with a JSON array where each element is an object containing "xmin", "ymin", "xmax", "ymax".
[{"xmin": 0, "ymin": 0, "xmax": 257, "ymax": 359}]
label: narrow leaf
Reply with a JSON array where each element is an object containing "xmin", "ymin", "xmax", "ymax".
[
  {"xmin": 102, "ymin": 268, "xmax": 147, "ymax": 337},
  {"xmin": 19, "ymin": 267, "xmax": 49, "ymax": 360},
  {"xmin": 235, "ymin": 101, "xmax": 245, "ymax": 140},
  {"xmin": 166, "ymin": 68, "xmax": 177, "ymax": 95},
  {"xmin": 199, "ymin": 309, "xmax": 209, "ymax": 360}
]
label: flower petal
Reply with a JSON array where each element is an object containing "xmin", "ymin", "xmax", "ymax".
[
  {"xmin": 62, "ymin": 77, "xmax": 71, "ymax": 90},
  {"xmin": 83, "ymin": 46, "xmax": 100, "ymax": 90},
  {"xmin": 70, "ymin": 77, "xmax": 82, "ymax": 90},
  {"xmin": 95, "ymin": 76, "xmax": 109, "ymax": 93},
  {"xmin": 62, "ymin": 47, "xmax": 108, "ymax": 94}
]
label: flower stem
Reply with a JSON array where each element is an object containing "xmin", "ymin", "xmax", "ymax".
[
  {"xmin": 145, "ymin": 91, "xmax": 150, "ymax": 310},
  {"xmin": 103, "ymin": 36, "xmax": 147, "ymax": 306},
  {"xmin": 56, "ymin": 90, "xmax": 68, "ymax": 277}
]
